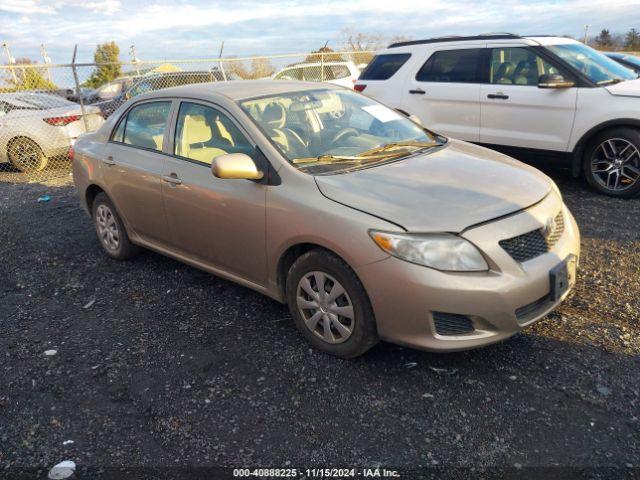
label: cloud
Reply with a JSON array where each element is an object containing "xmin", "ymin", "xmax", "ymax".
[
  {"xmin": 1, "ymin": 0, "xmax": 639, "ymax": 62},
  {"xmin": 0, "ymin": 0, "xmax": 121, "ymax": 15}
]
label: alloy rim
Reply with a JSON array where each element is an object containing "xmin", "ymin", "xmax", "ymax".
[
  {"xmin": 95, "ymin": 204, "xmax": 120, "ymax": 251},
  {"xmin": 9, "ymin": 141, "xmax": 40, "ymax": 171},
  {"xmin": 296, "ymin": 271, "xmax": 354, "ymax": 344},
  {"xmin": 591, "ymin": 138, "xmax": 640, "ymax": 191}
]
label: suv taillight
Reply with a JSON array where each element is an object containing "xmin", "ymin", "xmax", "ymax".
[
  {"xmin": 354, "ymin": 84, "xmax": 366, "ymax": 92},
  {"xmin": 43, "ymin": 115, "xmax": 81, "ymax": 126}
]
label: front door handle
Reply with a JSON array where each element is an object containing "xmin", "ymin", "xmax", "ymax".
[
  {"xmin": 102, "ymin": 155, "xmax": 116, "ymax": 166},
  {"xmin": 162, "ymin": 174, "xmax": 182, "ymax": 186},
  {"xmin": 487, "ymin": 93, "xmax": 509, "ymax": 100},
  {"xmin": 409, "ymin": 88, "xmax": 426, "ymax": 95}
]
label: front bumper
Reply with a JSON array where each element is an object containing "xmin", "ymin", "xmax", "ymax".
[{"xmin": 356, "ymin": 193, "xmax": 580, "ymax": 352}]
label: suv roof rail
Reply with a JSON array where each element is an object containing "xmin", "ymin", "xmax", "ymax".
[{"xmin": 388, "ymin": 33, "xmax": 522, "ymax": 49}]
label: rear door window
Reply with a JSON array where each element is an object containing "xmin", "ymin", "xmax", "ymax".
[
  {"xmin": 359, "ymin": 53, "xmax": 411, "ymax": 80},
  {"xmin": 119, "ymin": 101, "xmax": 172, "ymax": 151},
  {"xmin": 416, "ymin": 49, "xmax": 484, "ymax": 83}
]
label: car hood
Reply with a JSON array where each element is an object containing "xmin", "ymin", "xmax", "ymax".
[
  {"xmin": 605, "ymin": 78, "xmax": 640, "ymax": 97},
  {"xmin": 314, "ymin": 140, "xmax": 552, "ymax": 232}
]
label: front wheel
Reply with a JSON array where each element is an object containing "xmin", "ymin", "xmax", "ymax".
[
  {"xmin": 583, "ymin": 128, "xmax": 640, "ymax": 198},
  {"xmin": 285, "ymin": 249, "xmax": 378, "ymax": 358}
]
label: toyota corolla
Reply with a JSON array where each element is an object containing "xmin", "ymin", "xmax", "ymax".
[{"xmin": 72, "ymin": 80, "xmax": 580, "ymax": 358}]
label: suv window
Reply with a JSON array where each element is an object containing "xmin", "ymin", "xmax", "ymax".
[
  {"xmin": 416, "ymin": 49, "xmax": 483, "ymax": 83},
  {"xmin": 359, "ymin": 53, "xmax": 411, "ymax": 80},
  {"xmin": 119, "ymin": 101, "xmax": 172, "ymax": 151},
  {"xmin": 490, "ymin": 47, "xmax": 560, "ymax": 85},
  {"xmin": 174, "ymin": 102, "xmax": 253, "ymax": 165}
]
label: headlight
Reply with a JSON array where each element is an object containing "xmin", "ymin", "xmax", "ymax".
[{"xmin": 369, "ymin": 230, "xmax": 489, "ymax": 272}]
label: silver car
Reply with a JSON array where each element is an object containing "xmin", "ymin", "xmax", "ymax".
[
  {"xmin": 0, "ymin": 92, "xmax": 104, "ymax": 172},
  {"xmin": 72, "ymin": 81, "xmax": 580, "ymax": 358}
]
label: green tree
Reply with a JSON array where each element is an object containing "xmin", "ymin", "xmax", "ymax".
[
  {"xmin": 595, "ymin": 29, "xmax": 614, "ymax": 48},
  {"xmin": 85, "ymin": 42, "xmax": 121, "ymax": 88},
  {"xmin": 625, "ymin": 28, "xmax": 640, "ymax": 51},
  {"xmin": 1, "ymin": 58, "xmax": 58, "ymax": 92}
]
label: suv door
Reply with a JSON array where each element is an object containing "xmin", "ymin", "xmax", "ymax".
[
  {"xmin": 480, "ymin": 45, "xmax": 578, "ymax": 151},
  {"xmin": 102, "ymin": 100, "xmax": 174, "ymax": 246},
  {"xmin": 403, "ymin": 47, "xmax": 484, "ymax": 142},
  {"xmin": 162, "ymin": 100, "xmax": 267, "ymax": 285}
]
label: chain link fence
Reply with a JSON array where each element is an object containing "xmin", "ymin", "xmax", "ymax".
[{"xmin": 0, "ymin": 50, "xmax": 373, "ymax": 183}]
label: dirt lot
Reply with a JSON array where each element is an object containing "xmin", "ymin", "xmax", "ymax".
[{"xmin": 0, "ymin": 166, "xmax": 638, "ymax": 479}]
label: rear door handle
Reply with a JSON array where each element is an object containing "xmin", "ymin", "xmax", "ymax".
[
  {"xmin": 487, "ymin": 93, "xmax": 509, "ymax": 100},
  {"xmin": 162, "ymin": 174, "xmax": 182, "ymax": 186},
  {"xmin": 409, "ymin": 89, "xmax": 426, "ymax": 95},
  {"xmin": 102, "ymin": 155, "xmax": 116, "ymax": 166}
]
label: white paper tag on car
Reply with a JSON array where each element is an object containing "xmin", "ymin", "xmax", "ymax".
[{"xmin": 362, "ymin": 105, "xmax": 403, "ymax": 123}]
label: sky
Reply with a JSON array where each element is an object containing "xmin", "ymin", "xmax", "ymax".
[{"xmin": 1, "ymin": 0, "xmax": 640, "ymax": 64}]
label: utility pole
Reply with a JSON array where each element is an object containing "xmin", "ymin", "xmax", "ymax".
[
  {"xmin": 2, "ymin": 42, "xmax": 18, "ymax": 84},
  {"xmin": 583, "ymin": 25, "xmax": 591, "ymax": 44},
  {"xmin": 41, "ymin": 43, "xmax": 52, "ymax": 82},
  {"xmin": 130, "ymin": 45, "xmax": 140, "ymax": 76},
  {"xmin": 218, "ymin": 41, "xmax": 227, "ymax": 81}
]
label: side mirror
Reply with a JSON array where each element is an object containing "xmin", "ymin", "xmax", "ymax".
[
  {"xmin": 212, "ymin": 153, "xmax": 264, "ymax": 180},
  {"xmin": 538, "ymin": 74, "xmax": 575, "ymax": 89}
]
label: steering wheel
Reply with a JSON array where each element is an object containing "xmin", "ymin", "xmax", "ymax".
[{"xmin": 330, "ymin": 128, "xmax": 359, "ymax": 146}]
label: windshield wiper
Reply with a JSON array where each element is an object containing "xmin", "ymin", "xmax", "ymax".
[
  {"xmin": 293, "ymin": 151, "xmax": 408, "ymax": 166},
  {"xmin": 357, "ymin": 140, "xmax": 441, "ymax": 157},
  {"xmin": 598, "ymin": 77, "xmax": 624, "ymax": 85}
]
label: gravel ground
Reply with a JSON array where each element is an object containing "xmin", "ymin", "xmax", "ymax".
[{"xmin": 0, "ymin": 166, "xmax": 638, "ymax": 479}]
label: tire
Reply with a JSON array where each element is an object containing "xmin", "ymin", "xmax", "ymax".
[
  {"xmin": 7, "ymin": 137, "xmax": 48, "ymax": 173},
  {"xmin": 285, "ymin": 249, "xmax": 378, "ymax": 358},
  {"xmin": 91, "ymin": 192, "xmax": 140, "ymax": 260},
  {"xmin": 583, "ymin": 127, "xmax": 640, "ymax": 198}
]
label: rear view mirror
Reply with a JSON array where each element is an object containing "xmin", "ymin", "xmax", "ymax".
[
  {"xmin": 538, "ymin": 74, "xmax": 575, "ymax": 89},
  {"xmin": 212, "ymin": 153, "xmax": 264, "ymax": 180}
]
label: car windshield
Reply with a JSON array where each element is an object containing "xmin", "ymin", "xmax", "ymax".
[
  {"xmin": 240, "ymin": 89, "xmax": 440, "ymax": 173},
  {"xmin": 547, "ymin": 43, "xmax": 637, "ymax": 84},
  {"xmin": 97, "ymin": 81, "xmax": 123, "ymax": 99}
]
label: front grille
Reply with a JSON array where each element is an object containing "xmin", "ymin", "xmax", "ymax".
[
  {"xmin": 433, "ymin": 312, "xmax": 474, "ymax": 335},
  {"xmin": 499, "ymin": 211, "xmax": 564, "ymax": 263},
  {"xmin": 515, "ymin": 294, "xmax": 551, "ymax": 322}
]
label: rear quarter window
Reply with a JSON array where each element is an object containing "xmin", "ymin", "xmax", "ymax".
[{"xmin": 359, "ymin": 53, "xmax": 411, "ymax": 80}]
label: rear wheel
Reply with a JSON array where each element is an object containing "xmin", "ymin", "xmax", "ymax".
[
  {"xmin": 583, "ymin": 128, "xmax": 640, "ymax": 198},
  {"xmin": 285, "ymin": 249, "xmax": 378, "ymax": 358},
  {"xmin": 7, "ymin": 137, "xmax": 48, "ymax": 173},
  {"xmin": 92, "ymin": 192, "xmax": 140, "ymax": 260}
]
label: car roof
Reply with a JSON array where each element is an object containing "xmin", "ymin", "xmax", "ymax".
[
  {"xmin": 387, "ymin": 34, "xmax": 580, "ymax": 49},
  {"xmin": 280, "ymin": 61, "xmax": 355, "ymax": 68},
  {"xmin": 140, "ymin": 79, "xmax": 341, "ymax": 102}
]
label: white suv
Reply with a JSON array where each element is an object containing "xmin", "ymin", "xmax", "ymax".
[{"xmin": 356, "ymin": 34, "xmax": 640, "ymax": 197}]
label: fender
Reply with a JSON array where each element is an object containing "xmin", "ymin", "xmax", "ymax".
[{"xmin": 572, "ymin": 118, "xmax": 640, "ymax": 177}]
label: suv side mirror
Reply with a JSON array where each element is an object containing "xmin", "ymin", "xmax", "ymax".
[
  {"xmin": 538, "ymin": 74, "xmax": 575, "ymax": 89},
  {"xmin": 212, "ymin": 153, "xmax": 264, "ymax": 180}
]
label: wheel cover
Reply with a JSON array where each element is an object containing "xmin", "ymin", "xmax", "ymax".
[
  {"xmin": 296, "ymin": 271, "xmax": 355, "ymax": 344},
  {"xmin": 591, "ymin": 138, "xmax": 640, "ymax": 192},
  {"xmin": 95, "ymin": 204, "xmax": 120, "ymax": 251},
  {"xmin": 9, "ymin": 140, "xmax": 41, "ymax": 171}
]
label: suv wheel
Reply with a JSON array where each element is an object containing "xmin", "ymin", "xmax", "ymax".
[
  {"xmin": 583, "ymin": 128, "xmax": 640, "ymax": 198},
  {"xmin": 285, "ymin": 249, "xmax": 378, "ymax": 358},
  {"xmin": 92, "ymin": 192, "xmax": 140, "ymax": 260}
]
